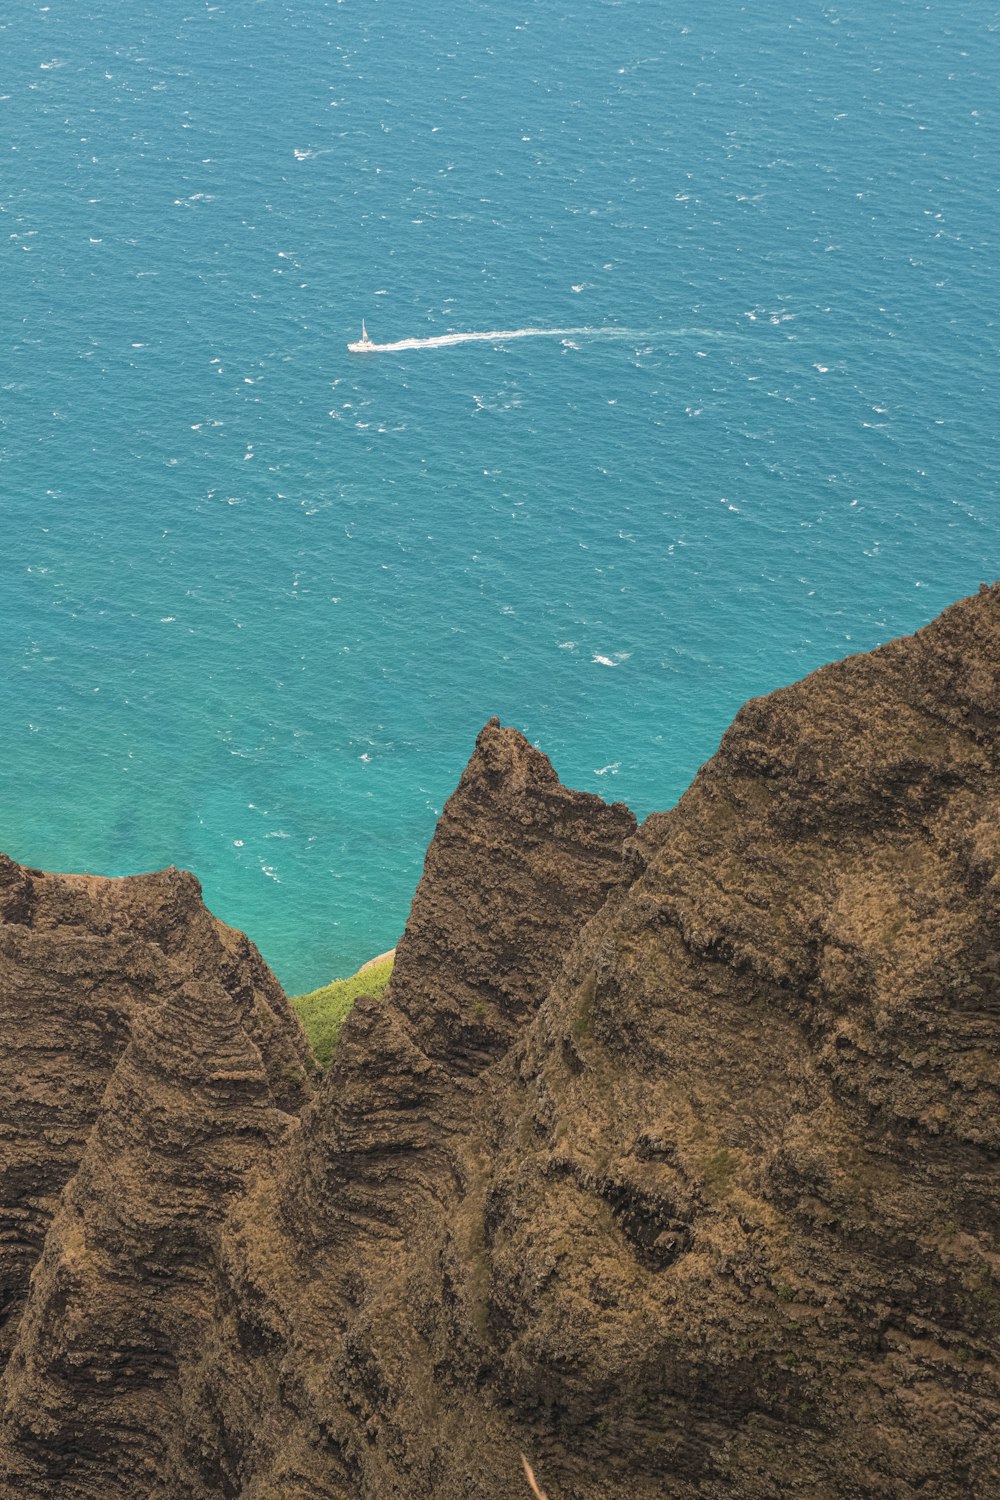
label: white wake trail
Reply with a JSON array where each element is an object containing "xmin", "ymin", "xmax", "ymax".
[{"xmin": 357, "ymin": 326, "xmax": 640, "ymax": 353}]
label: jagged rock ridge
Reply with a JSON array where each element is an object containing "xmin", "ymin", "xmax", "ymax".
[
  {"xmin": 0, "ymin": 861, "xmax": 310, "ymax": 1377},
  {"xmin": 0, "ymin": 588, "xmax": 998, "ymax": 1498}
]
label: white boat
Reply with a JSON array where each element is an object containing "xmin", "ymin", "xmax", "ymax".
[{"xmin": 347, "ymin": 320, "xmax": 375, "ymax": 353}]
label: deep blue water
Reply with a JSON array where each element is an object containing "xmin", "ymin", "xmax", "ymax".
[{"xmin": 2, "ymin": 0, "xmax": 997, "ymax": 993}]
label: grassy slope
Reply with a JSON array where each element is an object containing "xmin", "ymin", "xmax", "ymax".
[{"xmin": 291, "ymin": 957, "xmax": 395, "ymax": 1067}]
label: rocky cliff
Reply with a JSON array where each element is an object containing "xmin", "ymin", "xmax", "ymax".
[
  {"xmin": 0, "ymin": 862, "xmax": 311, "ymax": 1374},
  {"xmin": 0, "ymin": 587, "xmax": 997, "ymax": 1498}
]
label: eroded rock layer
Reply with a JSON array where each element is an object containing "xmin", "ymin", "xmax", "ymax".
[
  {"xmin": 0, "ymin": 862, "xmax": 311, "ymax": 1374},
  {"xmin": 1, "ymin": 588, "xmax": 998, "ymax": 1499}
]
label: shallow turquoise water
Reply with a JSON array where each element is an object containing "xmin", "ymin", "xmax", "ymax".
[{"xmin": 2, "ymin": 0, "xmax": 997, "ymax": 992}]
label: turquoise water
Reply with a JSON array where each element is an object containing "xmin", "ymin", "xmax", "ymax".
[{"xmin": 2, "ymin": 0, "xmax": 997, "ymax": 994}]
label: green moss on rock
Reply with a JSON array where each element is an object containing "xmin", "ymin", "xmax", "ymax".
[{"xmin": 291, "ymin": 957, "xmax": 394, "ymax": 1067}]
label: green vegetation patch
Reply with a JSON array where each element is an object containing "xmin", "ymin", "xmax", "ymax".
[
  {"xmin": 698, "ymin": 1145, "xmax": 738, "ymax": 1196},
  {"xmin": 291, "ymin": 956, "xmax": 394, "ymax": 1067}
]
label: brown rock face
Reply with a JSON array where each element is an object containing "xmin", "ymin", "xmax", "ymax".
[
  {"xmin": 0, "ymin": 862, "xmax": 311, "ymax": 1374},
  {"xmin": 1, "ymin": 590, "xmax": 998, "ymax": 1499},
  {"xmin": 0, "ymin": 977, "xmax": 296, "ymax": 1498},
  {"xmin": 171, "ymin": 720, "xmax": 638, "ymax": 1497}
]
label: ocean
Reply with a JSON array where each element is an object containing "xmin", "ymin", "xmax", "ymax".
[{"xmin": 2, "ymin": 0, "xmax": 997, "ymax": 994}]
